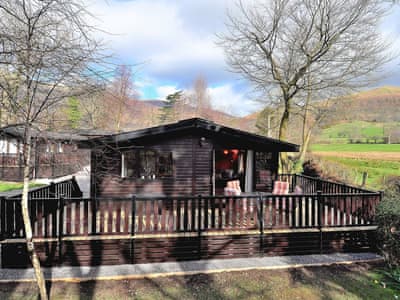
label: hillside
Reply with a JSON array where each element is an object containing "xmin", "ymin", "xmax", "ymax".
[
  {"xmin": 325, "ymin": 86, "xmax": 400, "ymax": 124},
  {"xmin": 240, "ymin": 86, "xmax": 400, "ymax": 143}
]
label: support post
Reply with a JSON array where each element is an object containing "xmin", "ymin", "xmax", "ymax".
[
  {"xmin": 317, "ymin": 191, "xmax": 323, "ymax": 254},
  {"xmin": 0, "ymin": 197, "xmax": 5, "ymax": 241},
  {"xmin": 91, "ymin": 196, "xmax": 97, "ymax": 235},
  {"xmin": 258, "ymin": 194, "xmax": 264, "ymax": 256},
  {"xmin": 197, "ymin": 195, "xmax": 202, "ymax": 260},
  {"xmin": 197, "ymin": 195, "xmax": 202, "ymax": 237},
  {"xmin": 58, "ymin": 197, "xmax": 64, "ymax": 265},
  {"xmin": 258, "ymin": 194, "xmax": 264, "ymax": 235},
  {"xmin": 130, "ymin": 195, "xmax": 136, "ymax": 264}
]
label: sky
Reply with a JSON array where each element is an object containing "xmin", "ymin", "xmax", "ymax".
[{"xmin": 88, "ymin": 0, "xmax": 400, "ymax": 117}]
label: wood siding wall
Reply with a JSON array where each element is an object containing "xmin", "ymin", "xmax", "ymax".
[
  {"xmin": 2, "ymin": 229, "xmax": 376, "ymax": 268},
  {"xmin": 92, "ymin": 136, "xmax": 213, "ymax": 197}
]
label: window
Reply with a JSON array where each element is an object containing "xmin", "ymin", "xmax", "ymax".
[{"xmin": 121, "ymin": 149, "xmax": 173, "ymax": 179}]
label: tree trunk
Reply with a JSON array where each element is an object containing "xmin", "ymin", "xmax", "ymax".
[
  {"xmin": 278, "ymin": 102, "xmax": 290, "ymax": 173},
  {"xmin": 21, "ymin": 125, "xmax": 48, "ymax": 300},
  {"xmin": 298, "ymin": 128, "xmax": 312, "ymax": 164}
]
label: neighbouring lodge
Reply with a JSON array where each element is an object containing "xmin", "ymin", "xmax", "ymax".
[
  {"xmin": 0, "ymin": 124, "xmax": 101, "ymax": 181},
  {"xmin": 87, "ymin": 118, "xmax": 299, "ymax": 197},
  {"xmin": 0, "ymin": 118, "xmax": 381, "ymax": 268}
]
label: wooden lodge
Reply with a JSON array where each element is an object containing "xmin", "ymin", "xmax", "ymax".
[
  {"xmin": 0, "ymin": 124, "xmax": 93, "ymax": 181},
  {"xmin": 0, "ymin": 118, "xmax": 381, "ymax": 268},
  {"xmin": 88, "ymin": 118, "xmax": 299, "ymax": 197}
]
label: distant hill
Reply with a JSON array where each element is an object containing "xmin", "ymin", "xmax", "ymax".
[
  {"xmin": 326, "ymin": 86, "xmax": 400, "ymax": 124},
  {"xmin": 241, "ymin": 86, "xmax": 400, "ymax": 142},
  {"xmin": 142, "ymin": 99, "xmax": 167, "ymax": 108},
  {"xmin": 120, "ymin": 98, "xmax": 243, "ymax": 131}
]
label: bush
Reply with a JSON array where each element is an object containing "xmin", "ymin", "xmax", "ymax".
[
  {"xmin": 376, "ymin": 193, "xmax": 400, "ymax": 267},
  {"xmin": 302, "ymin": 160, "xmax": 322, "ymax": 177}
]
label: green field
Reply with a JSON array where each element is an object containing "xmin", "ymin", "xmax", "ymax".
[
  {"xmin": 321, "ymin": 156, "xmax": 400, "ymax": 188},
  {"xmin": 317, "ymin": 121, "xmax": 399, "ymax": 144},
  {"xmin": 311, "ymin": 144, "xmax": 400, "ymax": 152},
  {"xmin": 0, "ymin": 181, "xmax": 44, "ymax": 192},
  {"xmin": 310, "ymin": 143, "xmax": 400, "ymax": 189}
]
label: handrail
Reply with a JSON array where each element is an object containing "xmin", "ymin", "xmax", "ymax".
[{"xmin": 0, "ymin": 191, "xmax": 381, "ymax": 240}]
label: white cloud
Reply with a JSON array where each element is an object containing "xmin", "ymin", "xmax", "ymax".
[
  {"xmin": 208, "ymin": 84, "xmax": 261, "ymax": 117},
  {"xmin": 86, "ymin": 0, "xmax": 400, "ymax": 116},
  {"xmin": 88, "ymin": 0, "xmax": 231, "ymax": 83},
  {"xmin": 156, "ymin": 85, "xmax": 179, "ymax": 100}
]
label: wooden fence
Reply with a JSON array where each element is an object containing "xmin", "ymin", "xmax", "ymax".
[
  {"xmin": 278, "ymin": 174, "xmax": 373, "ymax": 194},
  {"xmin": 0, "ymin": 175, "xmax": 381, "ymax": 268},
  {"xmin": 0, "ymin": 191, "xmax": 380, "ymax": 240}
]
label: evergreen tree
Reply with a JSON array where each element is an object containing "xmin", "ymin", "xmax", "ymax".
[{"xmin": 159, "ymin": 91, "xmax": 183, "ymax": 124}]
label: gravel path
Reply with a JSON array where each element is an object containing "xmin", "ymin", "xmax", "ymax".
[{"xmin": 0, "ymin": 252, "xmax": 383, "ymax": 282}]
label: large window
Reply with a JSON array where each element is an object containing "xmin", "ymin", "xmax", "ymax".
[{"xmin": 121, "ymin": 149, "xmax": 173, "ymax": 179}]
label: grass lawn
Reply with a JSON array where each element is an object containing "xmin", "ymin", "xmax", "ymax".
[
  {"xmin": 0, "ymin": 264, "xmax": 397, "ymax": 300},
  {"xmin": 321, "ymin": 156, "xmax": 400, "ymax": 189},
  {"xmin": 311, "ymin": 143, "xmax": 400, "ymax": 152},
  {"xmin": 0, "ymin": 181, "xmax": 45, "ymax": 192}
]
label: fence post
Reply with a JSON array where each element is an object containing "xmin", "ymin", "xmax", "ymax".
[
  {"xmin": 58, "ymin": 197, "xmax": 64, "ymax": 265},
  {"xmin": 91, "ymin": 197, "xmax": 97, "ymax": 235},
  {"xmin": 130, "ymin": 195, "xmax": 136, "ymax": 264},
  {"xmin": 258, "ymin": 194, "xmax": 264, "ymax": 257},
  {"xmin": 317, "ymin": 191, "xmax": 323, "ymax": 254},
  {"xmin": 197, "ymin": 194, "xmax": 202, "ymax": 260},
  {"xmin": 0, "ymin": 197, "xmax": 5, "ymax": 241},
  {"xmin": 197, "ymin": 195, "xmax": 202, "ymax": 237},
  {"xmin": 258, "ymin": 194, "xmax": 264, "ymax": 235}
]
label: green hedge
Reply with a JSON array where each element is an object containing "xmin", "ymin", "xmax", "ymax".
[{"xmin": 376, "ymin": 193, "xmax": 400, "ymax": 267}]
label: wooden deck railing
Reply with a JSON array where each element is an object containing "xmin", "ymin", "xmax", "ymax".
[
  {"xmin": 0, "ymin": 190, "xmax": 381, "ymax": 240},
  {"xmin": 7, "ymin": 176, "xmax": 82, "ymax": 200},
  {"xmin": 277, "ymin": 173, "xmax": 373, "ymax": 194}
]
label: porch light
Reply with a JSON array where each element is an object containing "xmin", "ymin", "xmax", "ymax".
[{"xmin": 223, "ymin": 150, "xmax": 229, "ymax": 155}]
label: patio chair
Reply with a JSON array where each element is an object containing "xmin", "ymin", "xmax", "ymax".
[
  {"xmin": 224, "ymin": 179, "xmax": 241, "ymax": 195},
  {"xmin": 272, "ymin": 180, "xmax": 289, "ymax": 195}
]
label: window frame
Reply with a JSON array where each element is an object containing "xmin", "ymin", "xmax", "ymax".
[{"xmin": 121, "ymin": 148, "xmax": 173, "ymax": 179}]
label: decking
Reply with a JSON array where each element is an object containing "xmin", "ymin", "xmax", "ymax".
[{"xmin": 0, "ymin": 174, "xmax": 381, "ymax": 268}]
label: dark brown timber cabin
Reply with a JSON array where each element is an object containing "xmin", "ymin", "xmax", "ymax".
[{"xmin": 86, "ymin": 118, "xmax": 299, "ymax": 198}]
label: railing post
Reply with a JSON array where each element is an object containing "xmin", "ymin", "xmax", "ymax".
[
  {"xmin": 130, "ymin": 195, "xmax": 136, "ymax": 264},
  {"xmin": 258, "ymin": 194, "xmax": 264, "ymax": 235},
  {"xmin": 258, "ymin": 194, "xmax": 264, "ymax": 257},
  {"xmin": 131, "ymin": 195, "xmax": 136, "ymax": 236},
  {"xmin": 317, "ymin": 191, "xmax": 323, "ymax": 254},
  {"xmin": 197, "ymin": 194, "xmax": 202, "ymax": 260},
  {"xmin": 197, "ymin": 195, "xmax": 202, "ymax": 237},
  {"xmin": 91, "ymin": 197, "xmax": 97, "ymax": 235},
  {"xmin": 0, "ymin": 197, "xmax": 5, "ymax": 241},
  {"xmin": 58, "ymin": 197, "xmax": 64, "ymax": 265}
]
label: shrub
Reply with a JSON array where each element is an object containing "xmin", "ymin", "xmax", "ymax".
[
  {"xmin": 376, "ymin": 193, "xmax": 400, "ymax": 267},
  {"xmin": 302, "ymin": 160, "xmax": 322, "ymax": 177}
]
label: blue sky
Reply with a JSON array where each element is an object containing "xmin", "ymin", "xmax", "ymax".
[{"xmin": 89, "ymin": 0, "xmax": 400, "ymax": 116}]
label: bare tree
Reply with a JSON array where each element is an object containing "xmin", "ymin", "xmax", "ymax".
[
  {"xmin": 189, "ymin": 76, "xmax": 212, "ymax": 119},
  {"xmin": 106, "ymin": 65, "xmax": 138, "ymax": 132},
  {"xmin": 219, "ymin": 0, "xmax": 391, "ymax": 172},
  {"xmin": 0, "ymin": 1, "xmax": 103, "ymax": 298}
]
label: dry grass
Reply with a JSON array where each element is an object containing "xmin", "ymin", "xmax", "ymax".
[
  {"xmin": 0, "ymin": 263, "xmax": 397, "ymax": 299},
  {"xmin": 312, "ymin": 151, "xmax": 400, "ymax": 161}
]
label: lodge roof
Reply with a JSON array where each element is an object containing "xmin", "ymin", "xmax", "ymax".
[
  {"xmin": 88, "ymin": 118, "xmax": 299, "ymax": 152},
  {"xmin": 0, "ymin": 124, "xmax": 107, "ymax": 142}
]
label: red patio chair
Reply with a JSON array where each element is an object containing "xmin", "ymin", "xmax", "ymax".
[{"xmin": 272, "ymin": 181, "xmax": 289, "ymax": 195}]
